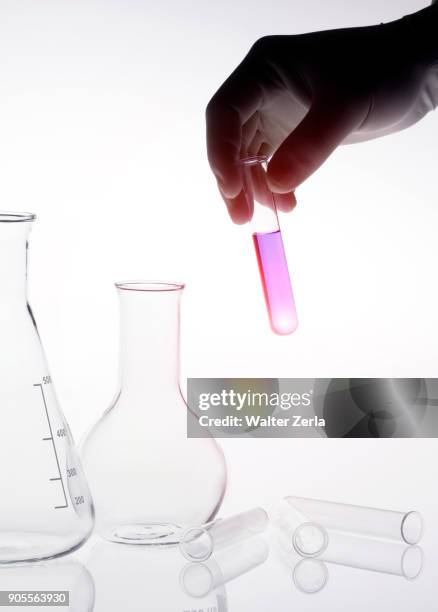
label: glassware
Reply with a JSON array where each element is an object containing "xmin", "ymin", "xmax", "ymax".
[
  {"xmin": 240, "ymin": 156, "xmax": 298, "ymax": 335},
  {"xmin": 285, "ymin": 496, "xmax": 423, "ymax": 545},
  {"xmin": 180, "ymin": 537, "xmax": 269, "ymax": 598},
  {"xmin": 81, "ymin": 281, "xmax": 227, "ymax": 544},
  {"xmin": 274, "ymin": 500, "xmax": 328, "ymax": 558},
  {"xmin": 179, "ymin": 507, "xmax": 268, "ymax": 562},
  {"xmin": 0, "ymin": 212, "xmax": 94, "ymax": 564}
]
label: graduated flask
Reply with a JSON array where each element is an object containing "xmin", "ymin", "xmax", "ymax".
[
  {"xmin": 81, "ymin": 281, "xmax": 227, "ymax": 544},
  {"xmin": 0, "ymin": 213, "xmax": 94, "ymax": 564}
]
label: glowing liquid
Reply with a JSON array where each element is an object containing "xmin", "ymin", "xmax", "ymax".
[{"xmin": 253, "ymin": 230, "xmax": 298, "ymax": 335}]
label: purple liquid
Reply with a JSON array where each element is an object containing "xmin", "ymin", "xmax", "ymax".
[{"xmin": 253, "ymin": 230, "xmax": 298, "ymax": 335}]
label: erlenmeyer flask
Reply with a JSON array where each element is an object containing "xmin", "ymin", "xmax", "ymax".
[
  {"xmin": 0, "ymin": 212, "xmax": 94, "ymax": 564},
  {"xmin": 81, "ymin": 281, "xmax": 227, "ymax": 544}
]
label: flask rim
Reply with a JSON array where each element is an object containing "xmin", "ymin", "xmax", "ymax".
[
  {"xmin": 115, "ymin": 280, "xmax": 185, "ymax": 292},
  {"xmin": 0, "ymin": 212, "xmax": 36, "ymax": 223}
]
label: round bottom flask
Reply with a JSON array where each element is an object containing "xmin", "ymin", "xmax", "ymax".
[{"xmin": 81, "ymin": 282, "xmax": 227, "ymax": 545}]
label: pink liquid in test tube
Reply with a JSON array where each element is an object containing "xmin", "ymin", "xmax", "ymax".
[{"xmin": 253, "ymin": 230, "xmax": 298, "ymax": 335}]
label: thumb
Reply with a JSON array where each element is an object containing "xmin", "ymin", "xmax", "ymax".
[{"xmin": 267, "ymin": 94, "xmax": 369, "ymax": 192}]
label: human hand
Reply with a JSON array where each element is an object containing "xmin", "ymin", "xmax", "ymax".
[{"xmin": 207, "ymin": 6, "xmax": 438, "ymax": 223}]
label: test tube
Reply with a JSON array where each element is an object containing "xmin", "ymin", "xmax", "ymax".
[
  {"xmin": 285, "ymin": 496, "xmax": 424, "ymax": 545},
  {"xmin": 274, "ymin": 500, "xmax": 328, "ymax": 558},
  {"xmin": 179, "ymin": 507, "xmax": 268, "ymax": 562},
  {"xmin": 240, "ymin": 156, "xmax": 298, "ymax": 336},
  {"xmin": 180, "ymin": 537, "xmax": 269, "ymax": 598}
]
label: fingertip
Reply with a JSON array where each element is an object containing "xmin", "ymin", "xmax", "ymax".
[
  {"xmin": 274, "ymin": 191, "xmax": 297, "ymax": 213},
  {"xmin": 218, "ymin": 177, "xmax": 242, "ymax": 200},
  {"xmin": 213, "ymin": 160, "xmax": 243, "ymax": 199},
  {"xmin": 267, "ymin": 152, "xmax": 300, "ymax": 192},
  {"xmin": 221, "ymin": 190, "xmax": 252, "ymax": 225}
]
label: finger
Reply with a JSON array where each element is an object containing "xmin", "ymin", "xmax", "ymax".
[
  {"xmin": 243, "ymin": 158, "xmax": 296, "ymax": 216},
  {"xmin": 242, "ymin": 113, "xmax": 261, "ymax": 155},
  {"xmin": 257, "ymin": 141, "xmax": 275, "ymax": 159},
  {"xmin": 274, "ymin": 191, "xmax": 297, "ymax": 212},
  {"xmin": 220, "ymin": 188, "xmax": 253, "ymax": 225},
  {"xmin": 247, "ymin": 128, "xmax": 265, "ymax": 157},
  {"xmin": 267, "ymin": 95, "xmax": 369, "ymax": 192},
  {"xmin": 206, "ymin": 103, "xmax": 242, "ymax": 199},
  {"xmin": 206, "ymin": 56, "xmax": 265, "ymax": 204},
  {"xmin": 256, "ymin": 140, "xmax": 296, "ymax": 212}
]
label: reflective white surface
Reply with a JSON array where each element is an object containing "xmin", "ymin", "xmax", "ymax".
[{"xmin": 0, "ymin": 507, "xmax": 434, "ymax": 611}]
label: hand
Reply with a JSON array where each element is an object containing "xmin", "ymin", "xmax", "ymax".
[{"xmin": 206, "ymin": 8, "xmax": 438, "ymax": 223}]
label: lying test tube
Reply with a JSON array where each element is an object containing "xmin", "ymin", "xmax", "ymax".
[
  {"xmin": 179, "ymin": 507, "xmax": 269, "ymax": 562},
  {"xmin": 285, "ymin": 496, "xmax": 424, "ymax": 545},
  {"xmin": 240, "ymin": 155, "xmax": 298, "ymax": 336},
  {"xmin": 274, "ymin": 500, "xmax": 329, "ymax": 558}
]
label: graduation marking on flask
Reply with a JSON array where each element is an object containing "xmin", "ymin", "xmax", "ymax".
[{"xmin": 35, "ymin": 379, "xmax": 68, "ymax": 510}]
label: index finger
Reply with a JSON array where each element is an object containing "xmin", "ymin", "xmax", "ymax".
[{"xmin": 206, "ymin": 56, "xmax": 265, "ymax": 203}]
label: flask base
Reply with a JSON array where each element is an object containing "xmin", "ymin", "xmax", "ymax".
[
  {"xmin": 0, "ymin": 531, "xmax": 90, "ymax": 565},
  {"xmin": 106, "ymin": 522, "xmax": 182, "ymax": 546}
]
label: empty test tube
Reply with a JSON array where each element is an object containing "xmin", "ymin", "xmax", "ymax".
[
  {"xmin": 179, "ymin": 507, "xmax": 268, "ymax": 562},
  {"xmin": 274, "ymin": 499, "xmax": 328, "ymax": 558},
  {"xmin": 240, "ymin": 156, "xmax": 298, "ymax": 336},
  {"xmin": 285, "ymin": 496, "xmax": 424, "ymax": 545}
]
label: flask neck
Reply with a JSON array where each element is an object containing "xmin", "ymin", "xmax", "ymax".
[
  {"xmin": 0, "ymin": 217, "xmax": 33, "ymax": 301},
  {"xmin": 117, "ymin": 283, "xmax": 183, "ymax": 394}
]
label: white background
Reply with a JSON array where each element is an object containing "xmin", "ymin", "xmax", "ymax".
[{"xmin": 0, "ymin": 1, "xmax": 437, "ymax": 609}]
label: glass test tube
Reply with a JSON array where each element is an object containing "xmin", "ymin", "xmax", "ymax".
[
  {"xmin": 285, "ymin": 496, "xmax": 424, "ymax": 545},
  {"xmin": 274, "ymin": 500, "xmax": 329, "ymax": 558},
  {"xmin": 180, "ymin": 537, "xmax": 269, "ymax": 598},
  {"xmin": 179, "ymin": 507, "xmax": 268, "ymax": 562},
  {"xmin": 240, "ymin": 156, "xmax": 298, "ymax": 336}
]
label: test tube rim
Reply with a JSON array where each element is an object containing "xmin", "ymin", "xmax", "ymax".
[
  {"xmin": 239, "ymin": 155, "xmax": 269, "ymax": 166},
  {"xmin": 292, "ymin": 522, "xmax": 329, "ymax": 558},
  {"xmin": 115, "ymin": 281, "xmax": 185, "ymax": 292},
  {"xmin": 179, "ymin": 526, "xmax": 214, "ymax": 563},
  {"xmin": 0, "ymin": 212, "xmax": 36, "ymax": 223},
  {"xmin": 400, "ymin": 511, "xmax": 423, "ymax": 545}
]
